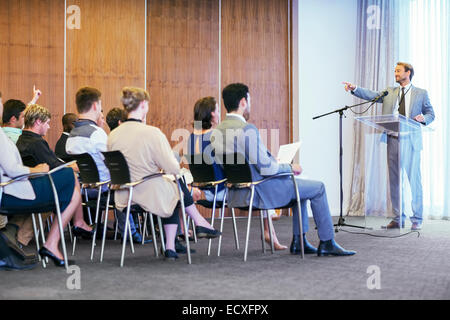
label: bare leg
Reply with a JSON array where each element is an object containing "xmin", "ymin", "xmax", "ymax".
[
  {"xmin": 44, "ymin": 179, "xmax": 83, "ymax": 260},
  {"xmin": 264, "ymin": 217, "xmax": 287, "ymax": 250},
  {"xmin": 71, "ymin": 176, "xmax": 93, "ymax": 231},
  {"xmin": 184, "ymin": 204, "xmax": 214, "ymax": 230}
]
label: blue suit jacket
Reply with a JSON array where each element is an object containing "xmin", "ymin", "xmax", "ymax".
[
  {"xmin": 352, "ymin": 85, "xmax": 435, "ymax": 150},
  {"xmin": 210, "ymin": 115, "xmax": 295, "ymax": 209}
]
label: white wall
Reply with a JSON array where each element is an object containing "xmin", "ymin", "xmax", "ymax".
[{"xmin": 294, "ymin": 0, "xmax": 358, "ymax": 216}]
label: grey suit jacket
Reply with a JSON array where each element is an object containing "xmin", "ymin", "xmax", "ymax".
[
  {"xmin": 210, "ymin": 115, "xmax": 296, "ymax": 209},
  {"xmin": 353, "ymin": 85, "xmax": 435, "ymax": 150}
]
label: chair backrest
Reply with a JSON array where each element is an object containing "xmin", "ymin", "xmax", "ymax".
[
  {"xmin": 184, "ymin": 153, "xmax": 218, "ymax": 184},
  {"xmin": 221, "ymin": 153, "xmax": 253, "ymax": 184},
  {"xmin": 71, "ymin": 153, "xmax": 100, "ymax": 184},
  {"xmin": 101, "ymin": 151, "xmax": 131, "ymax": 185}
]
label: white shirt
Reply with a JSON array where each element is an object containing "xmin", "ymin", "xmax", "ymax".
[
  {"xmin": 226, "ymin": 113, "xmax": 247, "ymax": 123},
  {"xmin": 394, "ymin": 83, "xmax": 413, "ymax": 118}
]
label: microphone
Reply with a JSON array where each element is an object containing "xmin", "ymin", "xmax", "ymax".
[{"xmin": 371, "ymin": 91, "xmax": 388, "ymax": 102}]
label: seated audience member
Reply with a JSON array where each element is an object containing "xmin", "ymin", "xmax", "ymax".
[
  {"xmin": 108, "ymin": 87, "xmax": 221, "ymax": 260},
  {"xmin": 106, "ymin": 107, "xmax": 127, "ymax": 131},
  {"xmin": 9, "ymin": 104, "xmax": 90, "ymax": 254},
  {"xmin": 66, "ymin": 87, "xmax": 145, "ymax": 243},
  {"xmin": 0, "ymin": 91, "xmax": 90, "ymax": 268},
  {"xmin": 1, "ymin": 85, "xmax": 41, "ymax": 144},
  {"xmin": 187, "ymin": 96, "xmax": 287, "ymax": 250},
  {"xmin": 212, "ymin": 83, "xmax": 356, "ymax": 256},
  {"xmin": 55, "ymin": 113, "xmax": 78, "ymax": 162}
]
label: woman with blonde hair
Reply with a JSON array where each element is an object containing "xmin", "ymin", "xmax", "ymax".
[{"xmin": 108, "ymin": 87, "xmax": 221, "ymax": 259}]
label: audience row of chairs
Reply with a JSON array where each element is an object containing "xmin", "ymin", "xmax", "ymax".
[{"xmin": 1, "ymin": 148, "xmax": 304, "ymax": 269}]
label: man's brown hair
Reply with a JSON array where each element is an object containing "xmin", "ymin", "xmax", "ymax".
[
  {"xmin": 397, "ymin": 62, "xmax": 414, "ymax": 81},
  {"xmin": 76, "ymin": 87, "xmax": 101, "ymax": 114}
]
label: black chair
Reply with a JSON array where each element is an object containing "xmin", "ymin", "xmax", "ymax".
[
  {"xmin": 222, "ymin": 153, "xmax": 304, "ymax": 261},
  {"xmin": 70, "ymin": 153, "xmax": 119, "ymax": 261},
  {"xmin": 185, "ymin": 153, "xmax": 239, "ymax": 256},
  {"xmin": 102, "ymin": 150, "xmax": 193, "ymax": 266}
]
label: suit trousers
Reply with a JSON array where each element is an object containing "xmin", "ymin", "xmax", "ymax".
[
  {"xmin": 291, "ymin": 178, "xmax": 334, "ymax": 241},
  {"xmin": 387, "ymin": 136, "xmax": 423, "ymax": 223}
]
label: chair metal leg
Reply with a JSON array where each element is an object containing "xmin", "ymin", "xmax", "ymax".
[
  {"xmin": 72, "ymin": 236, "xmax": 77, "ymax": 256},
  {"xmin": 31, "ymin": 214, "xmax": 43, "ymax": 265},
  {"xmin": 176, "ymin": 178, "xmax": 191, "ymax": 265},
  {"xmin": 244, "ymin": 186, "xmax": 255, "ymax": 262},
  {"xmin": 114, "ymin": 209, "xmax": 119, "ymax": 241},
  {"xmin": 90, "ymin": 187, "xmax": 102, "ymax": 261},
  {"xmin": 48, "ymin": 173, "xmax": 69, "ymax": 271},
  {"xmin": 260, "ymin": 210, "xmax": 266, "ymax": 254},
  {"xmin": 120, "ymin": 187, "xmax": 134, "ymax": 267},
  {"xmin": 67, "ymin": 221, "xmax": 73, "ymax": 244},
  {"xmin": 142, "ymin": 212, "xmax": 148, "ymax": 245},
  {"xmin": 231, "ymin": 208, "xmax": 239, "ymax": 250},
  {"xmin": 207, "ymin": 185, "xmax": 218, "ymax": 256},
  {"xmin": 38, "ymin": 214, "xmax": 48, "ymax": 265},
  {"xmin": 149, "ymin": 213, "xmax": 158, "ymax": 257},
  {"xmin": 267, "ymin": 212, "xmax": 275, "ymax": 254},
  {"xmin": 292, "ymin": 176, "xmax": 304, "ymax": 259},
  {"xmin": 157, "ymin": 216, "xmax": 165, "ymax": 253},
  {"xmin": 84, "ymin": 189, "xmax": 93, "ymax": 225},
  {"xmin": 217, "ymin": 191, "xmax": 227, "ymax": 256},
  {"xmin": 100, "ymin": 190, "xmax": 112, "ymax": 262},
  {"xmin": 191, "ymin": 218, "xmax": 197, "ymax": 243}
]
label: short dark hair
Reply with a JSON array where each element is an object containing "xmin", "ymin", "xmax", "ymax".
[
  {"xmin": 62, "ymin": 113, "xmax": 78, "ymax": 133},
  {"xmin": 76, "ymin": 87, "xmax": 101, "ymax": 114},
  {"xmin": 194, "ymin": 97, "xmax": 217, "ymax": 130},
  {"xmin": 2, "ymin": 99, "xmax": 26, "ymax": 124},
  {"xmin": 222, "ymin": 83, "xmax": 249, "ymax": 113},
  {"xmin": 106, "ymin": 107, "xmax": 127, "ymax": 131},
  {"xmin": 397, "ymin": 62, "xmax": 414, "ymax": 81}
]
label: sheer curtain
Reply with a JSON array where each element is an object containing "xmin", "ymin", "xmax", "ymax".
[
  {"xmin": 347, "ymin": 0, "xmax": 400, "ymax": 216},
  {"xmin": 347, "ymin": 0, "xmax": 449, "ymax": 220},
  {"xmin": 398, "ymin": 0, "xmax": 450, "ymax": 219}
]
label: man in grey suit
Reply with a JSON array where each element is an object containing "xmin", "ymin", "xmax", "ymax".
[
  {"xmin": 344, "ymin": 62, "xmax": 435, "ymax": 230},
  {"xmin": 211, "ymin": 83, "xmax": 355, "ymax": 256}
]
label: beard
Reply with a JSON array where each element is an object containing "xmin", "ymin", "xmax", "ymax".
[{"xmin": 243, "ymin": 108, "xmax": 250, "ymax": 121}]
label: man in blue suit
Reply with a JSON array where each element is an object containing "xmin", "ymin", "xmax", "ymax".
[
  {"xmin": 344, "ymin": 62, "xmax": 435, "ymax": 230},
  {"xmin": 211, "ymin": 83, "xmax": 355, "ymax": 256}
]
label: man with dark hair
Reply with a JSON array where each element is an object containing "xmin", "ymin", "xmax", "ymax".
[
  {"xmin": 211, "ymin": 83, "xmax": 355, "ymax": 257},
  {"xmin": 55, "ymin": 113, "xmax": 78, "ymax": 162},
  {"xmin": 106, "ymin": 107, "xmax": 127, "ymax": 131},
  {"xmin": 1, "ymin": 86, "xmax": 41, "ymax": 144},
  {"xmin": 67, "ymin": 87, "xmax": 147, "ymax": 244},
  {"xmin": 344, "ymin": 62, "xmax": 435, "ymax": 230}
]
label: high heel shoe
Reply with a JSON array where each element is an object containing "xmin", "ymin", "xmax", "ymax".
[
  {"xmin": 38, "ymin": 247, "xmax": 75, "ymax": 267},
  {"xmin": 72, "ymin": 224, "xmax": 96, "ymax": 239}
]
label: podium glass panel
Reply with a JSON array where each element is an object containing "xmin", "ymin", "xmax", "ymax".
[{"xmin": 355, "ymin": 114, "xmax": 432, "ymax": 233}]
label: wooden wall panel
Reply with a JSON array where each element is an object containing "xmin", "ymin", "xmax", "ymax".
[
  {"xmin": 221, "ymin": 0, "xmax": 290, "ymax": 151},
  {"xmin": 147, "ymin": 0, "xmax": 220, "ymax": 144},
  {"xmin": 66, "ymin": 0, "xmax": 146, "ymax": 133},
  {"xmin": 221, "ymin": 0, "xmax": 290, "ymax": 217},
  {"xmin": 0, "ymin": 0, "xmax": 65, "ymax": 148}
]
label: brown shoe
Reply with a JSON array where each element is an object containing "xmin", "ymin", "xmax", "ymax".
[{"xmin": 382, "ymin": 220, "xmax": 404, "ymax": 229}]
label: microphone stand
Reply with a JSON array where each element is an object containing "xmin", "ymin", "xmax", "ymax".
[{"xmin": 313, "ymin": 95, "xmax": 381, "ymax": 232}]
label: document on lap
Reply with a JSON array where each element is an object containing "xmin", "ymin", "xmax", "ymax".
[{"xmin": 277, "ymin": 141, "xmax": 302, "ymax": 164}]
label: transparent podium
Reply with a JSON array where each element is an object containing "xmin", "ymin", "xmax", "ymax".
[{"xmin": 355, "ymin": 114, "xmax": 432, "ymax": 233}]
